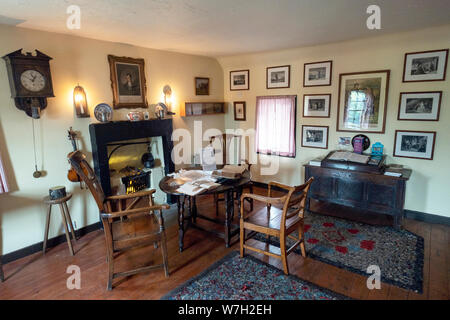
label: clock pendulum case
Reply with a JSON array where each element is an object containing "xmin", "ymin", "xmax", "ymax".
[
  {"xmin": 2, "ymin": 49, "xmax": 55, "ymax": 119},
  {"xmin": 3, "ymin": 49, "xmax": 55, "ymax": 178}
]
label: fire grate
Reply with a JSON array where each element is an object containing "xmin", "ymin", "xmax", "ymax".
[{"xmin": 121, "ymin": 171, "xmax": 151, "ymax": 194}]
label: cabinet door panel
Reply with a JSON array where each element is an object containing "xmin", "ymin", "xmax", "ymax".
[
  {"xmin": 310, "ymin": 176, "xmax": 334, "ymax": 198},
  {"xmin": 336, "ymin": 180, "xmax": 364, "ymax": 202},
  {"xmin": 367, "ymin": 184, "xmax": 396, "ymax": 209}
]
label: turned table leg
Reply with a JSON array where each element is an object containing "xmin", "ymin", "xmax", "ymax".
[
  {"xmin": 192, "ymin": 196, "xmax": 198, "ymax": 223},
  {"xmin": 177, "ymin": 195, "xmax": 187, "ymax": 252},
  {"xmin": 224, "ymin": 189, "xmax": 234, "ymax": 248}
]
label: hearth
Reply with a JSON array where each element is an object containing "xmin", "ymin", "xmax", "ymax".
[{"xmin": 89, "ymin": 119, "xmax": 175, "ymax": 202}]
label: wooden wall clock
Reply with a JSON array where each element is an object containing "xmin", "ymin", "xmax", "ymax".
[{"xmin": 2, "ymin": 49, "xmax": 55, "ymax": 118}]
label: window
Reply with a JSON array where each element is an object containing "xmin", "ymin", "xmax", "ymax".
[
  {"xmin": 255, "ymin": 95, "xmax": 296, "ymax": 158},
  {"xmin": 346, "ymin": 89, "xmax": 367, "ymax": 128}
]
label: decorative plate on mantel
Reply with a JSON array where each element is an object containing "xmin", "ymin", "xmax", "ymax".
[{"xmin": 94, "ymin": 103, "xmax": 113, "ymax": 122}]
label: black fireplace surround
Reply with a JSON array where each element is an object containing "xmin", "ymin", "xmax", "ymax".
[{"xmin": 89, "ymin": 119, "xmax": 175, "ymax": 199}]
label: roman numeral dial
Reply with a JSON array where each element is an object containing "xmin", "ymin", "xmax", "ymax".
[{"xmin": 20, "ymin": 69, "xmax": 46, "ymax": 92}]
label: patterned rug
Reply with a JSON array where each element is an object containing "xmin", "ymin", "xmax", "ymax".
[
  {"xmin": 253, "ymin": 212, "xmax": 424, "ymax": 293},
  {"xmin": 162, "ymin": 251, "xmax": 350, "ymax": 300}
]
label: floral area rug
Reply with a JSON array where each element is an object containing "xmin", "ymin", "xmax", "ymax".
[
  {"xmin": 253, "ymin": 212, "xmax": 424, "ymax": 293},
  {"xmin": 162, "ymin": 251, "xmax": 350, "ymax": 300}
]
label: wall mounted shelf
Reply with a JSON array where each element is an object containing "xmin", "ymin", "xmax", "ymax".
[{"xmin": 181, "ymin": 102, "xmax": 226, "ymax": 117}]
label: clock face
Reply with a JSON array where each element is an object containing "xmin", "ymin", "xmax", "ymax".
[{"xmin": 20, "ymin": 70, "xmax": 46, "ymax": 92}]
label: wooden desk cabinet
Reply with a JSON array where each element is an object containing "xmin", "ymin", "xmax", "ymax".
[{"xmin": 304, "ymin": 165, "xmax": 412, "ymax": 229}]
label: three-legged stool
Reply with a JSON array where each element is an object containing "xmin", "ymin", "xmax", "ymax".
[{"xmin": 43, "ymin": 193, "xmax": 77, "ymax": 255}]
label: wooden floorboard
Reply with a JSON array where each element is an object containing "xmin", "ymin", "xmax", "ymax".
[{"xmin": 0, "ymin": 186, "xmax": 448, "ymax": 300}]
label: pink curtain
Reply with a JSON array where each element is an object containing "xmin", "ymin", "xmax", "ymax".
[
  {"xmin": 255, "ymin": 95, "xmax": 296, "ymax": 157},
  {"xmin": 0, "ymin": 153, "xmax": 9, "ymax": 194}
]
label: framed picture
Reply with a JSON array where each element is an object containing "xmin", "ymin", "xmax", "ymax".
[
  {"xmin": 266, "ymin": 65, "xmax": 290, "ymax": 89},
  {"xmin": 303, "ymin": 94, "xmax": 331, "ymax": 118},
  {"xmin": 195, "ymin": 77, "xmax": 209, "ymax": 95},
  {"xmin": 302, "ymin": 125, "xmax": 329, "ymax": 149},
  {"xmin": 303, "ymin": 60, "xmax": 332, "ymax": 87},
  {"xmin": 107, "ymin": 55, "xmax": 147, "ymax": 109},
  {"xmin": 337, "ymin": 70, "xmax": 390, "ymax": 133},
  {"xmin": 398, "ymin": 91, "xmax": 442, "ymax": 121},
  {"xmin": 230, "ymin": 69, "xmax": 249, "ymax": 91},
  {"xmin": 402, "ymin": 49, "xmax": 448, "ymax": 82},
  {"xmin": 394, "ymin": 130, "xmax": 436, "ymax": 160},
  {"xmin": 234, "ymin": 101, "xmax": 246, "ymax": 121}
]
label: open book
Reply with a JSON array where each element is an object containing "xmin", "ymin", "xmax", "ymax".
[{"xmin": 327, "ymin": 151, "xmax": 370, "ymax": 164}]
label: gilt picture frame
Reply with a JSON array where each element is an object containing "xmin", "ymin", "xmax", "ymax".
[
  {"xmin": 108, "ymin": 55, "xmax": 147, "ymax": 109},
  {"xmin": 195, "ymin": 77, "xmax": 210, "ymax": 95}
]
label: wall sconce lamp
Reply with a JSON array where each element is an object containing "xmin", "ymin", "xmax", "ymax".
[
  {"xmin": 73, "ymin": 84, "xmax": 90, "ymax": 118},
  {"xmin": 163, "ymin": 85, "xmax": 172, "ymax": 108}
]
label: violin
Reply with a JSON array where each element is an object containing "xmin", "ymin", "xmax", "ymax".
[{"xmin": 67, "ymin": 127, "xmax": 85, "ymax": 187}]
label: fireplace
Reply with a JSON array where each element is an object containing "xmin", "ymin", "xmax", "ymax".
[{"xmin": 89, "ymin": 119, "xmax": 175, "ymax": 202}]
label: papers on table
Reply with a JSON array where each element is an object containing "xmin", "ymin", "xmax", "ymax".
[
  {"xmin": 328, "ymin": 151, "xmax": 370, "ymax": 164},
  {"xmin": 173, "ymin": 170, "xmax": 220, "ymax": 196}
]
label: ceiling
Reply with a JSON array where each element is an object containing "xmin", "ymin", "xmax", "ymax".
[{"xmin": 1, "ymin": 0, "xmax": 450, "ymax": 57}]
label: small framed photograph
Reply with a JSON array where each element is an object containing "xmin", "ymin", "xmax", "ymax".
[
  {"xmin": 303, "ymin": 94, "xmax": 331, "ymax": 118},
  {"xmin": 195, "ymin": 77, "xmax": 209, "ymax": 95},
  {"xmin": 230, "ymin": 69, "xmax": 249, "ymax": 91},
  {"xmin": 398, "ymin": 91, "xmax": 442, "ymax": 121},
  {"xmin": 338, "ymin": 137, "xmax": 352, "ymax": 146},
  {"xmin": 394, "ymin": 130, "xmax": 436, "ymax": 160},
  {"xmin": 302, "ymin": 125, "xmax": 329, "ymax": 149},
  {"xmin": 234, "ymin": 101, "xmax": 246, "ymax": 121},
  {"xmin": 303, "ymin": 60, "xmax": 332, "ymax": 87},
  {"xmin": 337, "ymin": 70, "xmax": 390, "ymax": 133},
  {"xmin": 266, "ymin": 65, "xmax": 290, "ymax": 89},
  {"xmin": 403, "ymin": 49, "xmax": 448, "ymax": 82},
  {"xmin": 108, "ymin": 55, "xmax": 147, "ymax": 109}
]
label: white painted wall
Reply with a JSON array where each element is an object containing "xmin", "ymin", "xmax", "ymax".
[
  {"xmin": 218, "ymin": 24, "xmax": 450, "ymax": 218},
  {"xmin": 0, "ymin": 24, "xmax": 224, "ymax": 254}
]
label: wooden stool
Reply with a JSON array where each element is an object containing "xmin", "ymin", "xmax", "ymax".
[{"xmin": 43, "ymin": 193, "xmax": 76, "ymax": 256}]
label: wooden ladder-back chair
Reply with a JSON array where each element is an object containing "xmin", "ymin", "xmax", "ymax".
[
  {"xmin": 209, "ymin": 133, "xmax": 253, "ymax": 215},
  {"xmin": 68, "ymin": 150, "xmax": 170, "ymax": 290},
  {"xmin": 239, "ymin": 178, "xmax": 314, "ymax": 275}
]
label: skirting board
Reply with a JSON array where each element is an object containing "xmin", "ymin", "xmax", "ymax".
[
  {"xmin": 0, "ymin": 222, "xmax": 102, "ymax": 265},
  {"xmin": 404, "ymin": 210, "xmax": 450, "ymax": 226},
  {"xmin": 1, "ymin": 185, "xmax": 449, "ymax": 266},
  {"xmin": 251, "ymin": 181, "xmax": 450, "ymax": 226}
]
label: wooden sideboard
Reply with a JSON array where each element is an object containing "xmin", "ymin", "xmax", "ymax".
[{"xmin": 304, "ymin": 164, "xmax": 412, "ymax": 229}]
